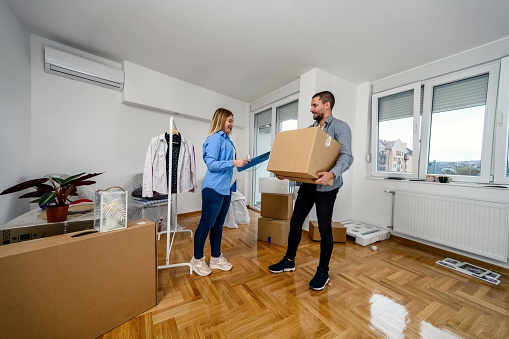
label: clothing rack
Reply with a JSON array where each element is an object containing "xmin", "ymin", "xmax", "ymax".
[{"xmin": 157, "ymin": 116, "xmax": 193, "ymax": 273}]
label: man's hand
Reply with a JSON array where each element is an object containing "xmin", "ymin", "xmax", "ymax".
[
  {"xmin": 276, "ymin": 175, "xmax": 286, "ymax": 180},
  {"xmin": 315, "ymin": 172, "xmax": 334, "ymax": 185}
]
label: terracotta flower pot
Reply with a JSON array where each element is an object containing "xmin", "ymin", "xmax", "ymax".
[{"xmin": 45, "ymin": 205, "xmax": 69, "ymax": 223}]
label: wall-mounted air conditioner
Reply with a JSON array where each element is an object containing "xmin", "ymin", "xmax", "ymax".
[{"xmin": 44, "ymin": 46, "xmax": 125, "ymax": 92}]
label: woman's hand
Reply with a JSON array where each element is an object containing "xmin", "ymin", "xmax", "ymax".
[{"xmin": 234, "ymin": 158, "xmax": 250, "ymax": 168}]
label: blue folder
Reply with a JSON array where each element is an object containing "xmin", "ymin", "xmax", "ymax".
[{"xmin": 238, "ymin": 151, "xmax": 271, "ymax": 172}]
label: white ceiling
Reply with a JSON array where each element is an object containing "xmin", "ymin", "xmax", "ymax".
[{"xmin": 5, "ymin": 0, "xmax": 509, "ymax": 102}]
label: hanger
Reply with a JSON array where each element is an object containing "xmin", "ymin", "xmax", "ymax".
[
  {"xmin": 165, "ymin": 127, "xmax": 180, "ymax": 144},
  {"xmin": 167, "ymin": 127, "xmax": 179, "ymax": 135},
  {"xmin": 166, "ymin": 116, "xmax": 180, "ymax": 143}
]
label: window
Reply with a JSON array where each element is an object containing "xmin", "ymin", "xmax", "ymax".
[
  {"xmin": 493, "ymin": 56, "xmax": 509, "ymax": 184},
  {"xmin": 276, "ymin": 100, "xmax": 298, "ymax": 132},
  {"xmin": 420, "ymin": 63, "xmax": 499, "ymax": 183},
  {"xmin": 251, "ymin": 108, "xmax": 272, "ymax": 209},
  {"xmin": 371, "ymin": 82, "xmax": 421, "ymax": 178},
  {"xmin": 250, "ymin": 97, "xmax": 298, "ymax": 209},
  {"xmin": 371, "ymin": 61, "xmax": 505, "ymax": 184}
]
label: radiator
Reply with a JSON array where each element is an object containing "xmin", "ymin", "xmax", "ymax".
[{"xmin": 393, "ymin": 191, "xmax": 509, "ymax": 262}]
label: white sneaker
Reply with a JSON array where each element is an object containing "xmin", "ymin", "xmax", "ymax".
[
  {"xmin": 210, "ymin": 254, "xmax": 233, "ymax": 271},
  {"xmin": 190, "ymin": 256, "xmax": 211, "ymax": 276}
]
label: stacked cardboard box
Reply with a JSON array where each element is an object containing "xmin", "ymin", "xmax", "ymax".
[
  {"xmin": 308, "ymin": 220, "xmax": 346, "ymax": 243},
  {"xmin": 257, "ymin": 192, "xmax": 293, "ymax": 246}
]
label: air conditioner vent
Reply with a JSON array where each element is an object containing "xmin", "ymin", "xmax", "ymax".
[{"xmin": 44, "ymin": 46, "xmax": 124, "ymax": 92}]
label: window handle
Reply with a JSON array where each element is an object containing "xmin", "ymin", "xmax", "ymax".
[{"xmin": 497, "ymin": 110, "xmax": 504, "ymax": 126}]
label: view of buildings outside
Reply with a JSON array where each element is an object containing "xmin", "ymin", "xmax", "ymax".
[
  {"xmin": 378, "ymin": 139, "xmax": 412, "ymax": 173},
  {"xmin": 378, "ymin": 106, "xmax": 484, "ymax": 176}
]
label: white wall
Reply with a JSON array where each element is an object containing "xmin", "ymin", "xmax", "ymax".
[
  {"xmin": 29, "ymin": 35, "xmax": 249, "ymax": 216},
  {"xmin": 298, "ymin": 68, "xmax": 357, "ymax": 223},
  {"xmin": 122, "ymin": 61, "xmax": 248, "ymax": 128},
  {"xmin": 0, "ymin": 0, "xmax": 31, "ymax": 225},
  {"xmin": 352, "ymin": 39, "xmax": 509, "ymax": 268}
]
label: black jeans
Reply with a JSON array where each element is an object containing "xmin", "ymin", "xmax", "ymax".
[{"xmin": 285, "ymin": 183, "xmax": 339, "ymax": 271}]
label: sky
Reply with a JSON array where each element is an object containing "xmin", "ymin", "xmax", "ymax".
[{"xmin": 379, "ymin": 106, "xmax": 484, "ymax": 162}]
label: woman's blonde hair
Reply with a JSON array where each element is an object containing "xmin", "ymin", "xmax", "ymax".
[{"xmin": 208, "ymin": 108, "xmax": 233, "ymax": 135}]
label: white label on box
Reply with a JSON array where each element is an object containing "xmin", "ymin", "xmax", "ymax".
[{"xmin": 325, "ymin": 135, "xmax": 332, "ymax": 147}]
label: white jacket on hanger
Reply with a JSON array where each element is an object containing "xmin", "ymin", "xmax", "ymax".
[{"xmin": 142, "ymin": 133, "xmax": 197, "ymax": 198}]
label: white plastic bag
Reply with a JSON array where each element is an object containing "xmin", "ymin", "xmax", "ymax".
[
  {"xmin": 224, "ymin": 191, "xmax": 250, "ymax": 227},
  {"xmin": 232, "ymin": 200, "xmax": 250, "ymax": 224}
]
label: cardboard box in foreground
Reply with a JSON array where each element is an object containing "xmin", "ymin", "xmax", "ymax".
[
  {"xmin": 0, "ymin": 219, "xmax": 157, "ymax": 339},
  {"xmin": 267, "ymin": 127, "xmax": 341, "ymax": 184},
  {"xmin": 309, "ymin": 220, "xmax": 346, "ymax": 243},
  {"xmin": 258, "ymin": 217, "xmax": 290, "ymax": 246}
]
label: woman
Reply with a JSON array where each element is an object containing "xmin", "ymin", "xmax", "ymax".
[{"xmin": 190, "ymin": 108, "xmax": 249, "ymax": 276}]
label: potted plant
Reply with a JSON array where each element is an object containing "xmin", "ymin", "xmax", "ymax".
[{"xmin": 1, "ymin": 172, "xmax": 103, "ymax": 222}]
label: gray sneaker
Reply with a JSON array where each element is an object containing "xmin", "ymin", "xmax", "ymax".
[
  {"xmin": 190, "ymin": 256, "xmax": 212, "ymax": 276},
  {"xmin": 209, "ymin": 254, "xmax": 233, "ymax": 271}
]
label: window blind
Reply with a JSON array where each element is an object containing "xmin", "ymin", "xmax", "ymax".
[
  {"xmin": 378, "ymin": 89, "xmax": 414, "ymax": 122},
  {"xmin": 255, "ymin": 108, "xmax": 271, "ymax": 128},
  {"xmin": 276, "ymin": 100, "xmax": 298, "ymax": 122},
  {"xmin": 432, "ymin": 73, "xmax": 489, "ymax": 113}
]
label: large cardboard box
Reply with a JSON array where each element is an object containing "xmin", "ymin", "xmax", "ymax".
[
  {"xmin": 260, "ymin": 192, "xmax": 293, "ymax": 219},
  {"xmin": 308, "ymin": 220, "xmax": 346, "ymax": 243},
  {"xmin": 267, "ymin": 127, "xmax": 341, "ymax": 184},
  {"xmin": 0, "ymin": 219, "xmax": 157, "ymax": 339},
  {"xmin": 258, "ymin": 217, "xmax": 290, "ymax": 246}
]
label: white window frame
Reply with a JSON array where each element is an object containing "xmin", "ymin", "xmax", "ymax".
[
  {"xmin": 494, "ymin": 56, "xmax": 509, "ymax": 185},
  {"xmin": 370, "ymin": 82, "xmax": 421, "ymax": 179},
  {"xmin": 250, "ymin": 93, "xmax": 299, "ymax": 209},
  {"xmin": 419, "ymin": 62, "xmax": 500, "ymax": 183}
]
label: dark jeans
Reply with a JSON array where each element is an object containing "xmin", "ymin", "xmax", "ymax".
[
  {"xmin": 194, "ymin": 188, "xmax": 231, "ymax": 259},
  {"xmin": 285, "ymin": 183, "xmax": 339, "ymax": 271}
]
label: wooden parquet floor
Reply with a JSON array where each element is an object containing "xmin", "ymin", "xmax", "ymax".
[{"xmin": 100, "ymin": 209, "xmax": 509, "ymax": 339}]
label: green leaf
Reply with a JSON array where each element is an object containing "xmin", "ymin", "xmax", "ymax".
[
  {"xmin": 38, "ymin": 192, "xmax": 57, "ymax": 207},
  {"xmin": 51, "ymin": 177, "xmax": 66, "ymax": 186},
  {"xmin": 59, "ymin": 173, "xmax": 86, "ymax": 186}
]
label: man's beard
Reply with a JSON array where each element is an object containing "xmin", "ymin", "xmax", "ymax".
[{"xmin": 313, "ymin": 113, "xmax": 323, "ymax": 122}]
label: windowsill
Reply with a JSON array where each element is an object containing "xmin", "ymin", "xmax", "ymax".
[{"xmin": 364, "ymin": 176, "xmax": 509, "ymax": 190}]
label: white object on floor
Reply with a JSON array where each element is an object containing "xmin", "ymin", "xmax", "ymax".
[
  {"xmin": 259, "ymin": 177, "xmax": 289, "ymax": 194},
  {"xmin": 436, "ymin": 257, "xmax": 501, "ymax": 285},
  {"xmin": 341, "ymin": 220, "xmax": 390, "ymax": 246},
  {"xmin": 224, "ymin": 191, "xmax": 250, "ymax": 228}
]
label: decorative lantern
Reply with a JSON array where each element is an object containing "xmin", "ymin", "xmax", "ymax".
[{"xmin": 94, "ymin": 186, "xmax": 127, "ymax": 232}]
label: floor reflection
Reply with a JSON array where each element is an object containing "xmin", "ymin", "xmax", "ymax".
[
  {"xmin": 370, "ymin": 293, "xmax": 408, "ymax": 339},
  {"xmin": 370, "ymin": 293, "xmax": 462, "ymax": 338},
  {"xmin": 420, "ymin": 321, "xmax": 460, "ymax": 339}
]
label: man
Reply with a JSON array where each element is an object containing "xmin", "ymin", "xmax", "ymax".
[{"xmin": 268, "ymin": 91, "xmax": 353, "ymax": 291}]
